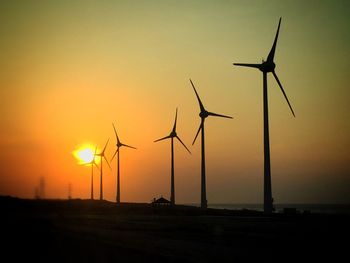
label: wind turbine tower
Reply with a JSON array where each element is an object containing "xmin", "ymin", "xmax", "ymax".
[
  {"xmin": 86, "ymin": 146, "xmax": 98, "ymax": 200},
  {"xmin": 96, "ymin": 139, "xmax": 111, "ymax": 200},
  {"xmin": 233, "ymin": 18, "xmax": 295, "ymax": 213},
  {"xmin": 190, "ymin": 79, "xmax": 233, "ymax": 209},
  {"xmin": 111, "ymin": 123, "xmax": 136, "ymax": 204},
  {"xmin": 154, "ymin": 108, "xmax": 191, "ymax": 206}
]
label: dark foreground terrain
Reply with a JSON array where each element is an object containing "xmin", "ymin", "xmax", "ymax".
[{"xmin": 1, "ymin": 197, "xmax": 349, "ymax": 262}]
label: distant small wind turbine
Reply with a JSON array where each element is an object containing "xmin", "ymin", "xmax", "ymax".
[
  {"xmin": 233, "ymin": 18, "xmax": 295, "ymax": 213},
  {"xmin": 85, "ymin": 146, "xmax": 98, "ymax": 200},
  {"xmin": 190, "ymin": 79, "xmax": 233, "ymax": 209},
  {"xmin": 96, "ymin": 139, "xmax": 111, "ymax": 200},
  {"xmin": 154, "ymin": 108, "xmax": 191, "ymax": 206},
  {"xmin": 110, "ymin": 123, "xmax": 136, "ymax": 204}
]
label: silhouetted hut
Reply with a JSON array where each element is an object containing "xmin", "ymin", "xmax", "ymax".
[{"xmin": 151, "ymin": 197, "xmax": 171, "ymax": 207}]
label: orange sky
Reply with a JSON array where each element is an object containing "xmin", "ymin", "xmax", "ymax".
[{"xmin": 0, "ymin": 0, "xmax": 349, "ymax": 204}]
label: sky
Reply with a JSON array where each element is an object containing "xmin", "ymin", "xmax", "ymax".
[{"xmin": 0, "ymin": 0, "xmax": 349, "ymax": 204}]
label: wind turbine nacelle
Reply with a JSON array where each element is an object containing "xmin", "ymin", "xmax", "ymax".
[
  {"xmin": 170, "ymin": 131, "xmax": 177, "ymax": 137},
  {"xmin": 199, "ymin": 111, "xmax": 209, "ymax": 118},
  {"xmin": 260, "ymin": 61, "xmax": 275, "ymax": 73}
]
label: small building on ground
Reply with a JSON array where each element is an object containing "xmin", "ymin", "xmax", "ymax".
[{"xmin": 151, "ymin": 196, "xmax": 171, "ymax": 207}]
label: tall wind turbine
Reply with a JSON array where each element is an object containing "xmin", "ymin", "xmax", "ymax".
[
  {"xmin": 110, "ymin": 123, "xmax": 136, "ymax": 204},
  {"xmin": 154, "ymin": 108, "xmax": 191, "ymax": 206},
  {"xmin": 233, "ymin": 18, "xmax": 295, "ymax": 213},
  {"xmin": 96, "ymin": 139, "xmax": 111, "ymax": 200},
  {"xmin": 85, "ymin": 146, "xmax": 98, "ymax": 200},
  {"xmin": 190, "ymin": 79, "xmax": 233, "ymax": 209}
]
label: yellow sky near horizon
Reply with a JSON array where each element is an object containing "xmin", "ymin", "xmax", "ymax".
[{"xmin": 0, "ymin": 0, "xmax": 349, "ymax": 204}]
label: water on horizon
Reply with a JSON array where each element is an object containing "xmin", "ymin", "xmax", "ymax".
[{"xmin": 184, "ymin": 203, "xmax": 350, "ymax": 214}]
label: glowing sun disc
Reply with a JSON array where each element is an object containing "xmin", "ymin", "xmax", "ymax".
[{"xmin": 73, "ymin": 145, "xmax": 95, "ymax": 164}]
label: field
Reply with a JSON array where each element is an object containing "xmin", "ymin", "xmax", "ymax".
[{"xmin": 1, "ymin": 197, "xmax": 348, "ymax": 262}]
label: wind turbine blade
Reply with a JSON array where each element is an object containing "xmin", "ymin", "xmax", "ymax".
[
  {"xmin": 176, "ymin": 136, "xmax": 191, "ymax": 154},
  {"xmin": 102, "ymin": 138, "xmax": 109, "ymax": 154},
  {"xmin": 91, "ymin": 146, "xmax": 97, "ymax": 162},
  {"xmin": 233, "ymin": 63, "xmax": 261, "ymax": 69},
  {"xmin": 267, "ymin": 17, "xmax": 281, "ymax": 62},
  {"xmin": 112, "ymin": 123, "xmax": 120, "ymax": 144},
  {"xmin": 110, "ymin": 149, "xmax": 119, "ymax": 162},
  {"xmin": 272, "ymin": 71, "xmax": 295, "ymax": 117},
  {"xmin": 192, "ymin": 121, "xmax": 203, "ymax": 145},
  {"xmin": 208, "ymin": 111, "xmax": 233, "ymax": 119},
  {"xmin": 189, "ymin": 79, "xmax": 205, "ymax": 112},
  {"xmin": 122, "ymin": 143, "xmax": 137, "ymax": 150},
  {"xmin": 154, "ymin": 135, "xmax": 171, "ymax": 143},
  {"xmin": 172, "ymin": 108, "xmax": 178, "ymax": 133},
  {"xmin": 104, "ymin": 155, "xmax": 112, "ymax": 170},
  {"xmin": 93, "ymin": 162, "xmax": 99, "ymax": 170}
]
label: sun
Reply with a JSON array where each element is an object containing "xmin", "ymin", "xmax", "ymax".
[{"xmin": 73, "ymin": 144, "xmax": 96, "ymax": 164}]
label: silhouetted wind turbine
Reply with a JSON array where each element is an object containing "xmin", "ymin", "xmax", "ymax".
[
  {"xmin": 85, "ymin": 146, "xmax": 98, "ymax": 200},
  {"xmin": 190, "ymin": 79, "xmax": 233, "ymax": 209},
  {"xmin": 110, "ymin": 123, "xmax": 136, "ymax": 204},
  {"xmin": 154, "ymin": 108, "xmax": 191, "ymax": 206},
  {"xmin": 233, "ymin": 18, "xmax": 295, "ymax": 213},
  {"xmin": 96, "ymin": 139, "xmax": 111, "ymax": 200}
]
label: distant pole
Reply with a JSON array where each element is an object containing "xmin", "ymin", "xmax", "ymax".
[
  {"xmin": 91, "ymin": 164, "xmax": 94, "ymax": 200},
  {"xmin": 116, "ymin": 149, "xmax": 120, "ymax": 204},
  {"xmin": 170, "ymin": 137, "xmax": 175, "ymax": 206},
  {"xmin": 68, "ymin": 183, "xmax": 72, "ymax": 200},
  {"xmin": 100, "ymin": 156, "xmax": 103, "ymax": 200},
  {"xmin": 263, "ymin": 72, "xmax": 273, "ymax": 213},
  {"xmin": 34, "ymin": 187, "xmax": 39, "ymax": 199},
  {"xmin": 39, "ymin": 177, "xmax": 45, "ymax": 199},
  {"xmin": 201, "ymin": 120, "xmax": 207, "ymax": 209}
]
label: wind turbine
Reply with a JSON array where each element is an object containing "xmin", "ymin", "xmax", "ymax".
[
  {"xmin": 233, "ymin": 18, "xmax": 295, "ymax": 213},
  {"xmin": 110, "ymin": 123, "xmax": 136, "ymax": 204},
  {"xmin": 154, "ymin": 108, "xmax": 191, "ymax": 206},
  {"xmin": 85, "ymin": 146, "xmax": 98, "ymax": 200},
  {"xmin": 96, "ymin": 139, "xmax": 111, "ymax": 200},
  {"xmin": 190, "ymin": 79, "xmax": 233, "ymax": 209}
]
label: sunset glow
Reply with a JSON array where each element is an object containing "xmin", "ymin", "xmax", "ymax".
[{"xmin": 0, "ymin": 0, "xmax": 349, "ymax": 204}]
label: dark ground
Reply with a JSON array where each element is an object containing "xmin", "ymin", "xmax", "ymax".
[{"xmin": 1, "ymin": 196, "xmax": 348, "ymax": 262}]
